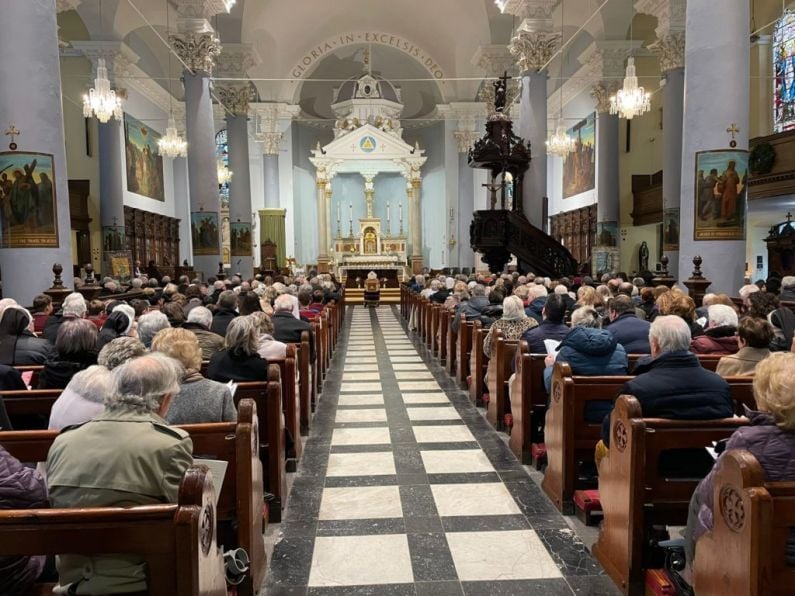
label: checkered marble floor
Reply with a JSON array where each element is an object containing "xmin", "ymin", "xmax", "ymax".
[{"xmin": 265, "ymin": 306, "xmax": 617, "ymax": 596}]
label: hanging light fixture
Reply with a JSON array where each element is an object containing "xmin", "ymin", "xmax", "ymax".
[
  {"xmin": 82, "ymin": 57, "xmax": 124, "ymax": 123},
  {"xmin": 609, "ymin": 56, "xmax": 650, "ymax": 119},
  {"xmin": 157, "ymin": 0, "xmax": 187, "ymax": 158},
  {"xmin": 546, "ymin": 0, "xmax": 575, "ymax": 157},
  {"xmin": 217, "ymin": 160, "xmax": 233, "ymax": 185}
]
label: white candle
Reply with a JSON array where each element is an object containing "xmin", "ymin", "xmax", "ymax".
[
  {"xmin": 387, "ymin": 201, "xmax": 390, "ymax": 222},
  {"xmin": 349, "ymin": 202, "xmax": 353, "ymax": 221},
  {"xmin": 399, "ymin": 202, "xmax": 403, "ymax": 220},
  {"xmin": 337, "ymin": 203, "xmax": 340, "ymax": 222}
]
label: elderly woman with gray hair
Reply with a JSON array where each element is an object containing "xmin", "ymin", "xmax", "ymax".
[
  {"xmin": 38, "ymin": 318, "xmax": 99, "ymax": 389},
  {"xmin": 483, "ymin": 295, "xmax": 538, "ymax": 359},
  {"xmin": 46, "ymin": 353, "xmax": 193, "ymax": 595},
  {"xmin": 207, "ymin": 314, "xmax": 269, "ymax": 382}
]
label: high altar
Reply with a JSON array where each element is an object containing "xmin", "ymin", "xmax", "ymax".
[{"xmin": 309, "ymin": 74, "xmax": 427, "ymax": 279}]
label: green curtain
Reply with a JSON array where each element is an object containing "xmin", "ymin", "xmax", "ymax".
[{"xmin": 259, "ymin": 208, "xmax": 286, "ymax": 268}]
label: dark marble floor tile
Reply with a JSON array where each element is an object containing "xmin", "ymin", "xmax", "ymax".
[
  {"xmin": 403, "ymin": 515, "xmax": 444, "ymax": 534},
  {"xmin": 441, "ymin": 514, "xmax": 531, "ymax": 532},
  {"xmin": 535, "ymin": 528, "xmax": 605, "ymax": 577},
  {"xmin": 307, "ymin": 584, "xmax": 416, "ymax": 596},
  {"xmin": 264, "ymin": 585, "xmax": 309, "ymax": 596},
  {"xmin": 462, "ymin": 578, "xmax": 574, "ymax": 595},
  {"xmin": 426, "ymin": 472, "xmax": 502, "ymax": 485},
  {"xmin": 415, "ymin": 442, "xmax": 481, "ymax": 451},
  {"xmin": 393, "ymin": 445, "xmax": 426, "ymax": 474},
  {"xmin": 407, "ymin": 532, "xmax": 459, "ymax": 581},
  {"xmin": 389, "ymin": 426, "xmax": 419, "ymax": 444},
  {"xmin": 315, "ymin": 518, "xmax": 406, "ymax": 536},
  {"xmin": 324, "ymin": 475, "xmax": 399, "ymax": 488},
  {"xmin": 396, "ymin": 472, "xmax": 430, "ymax": 486},
  {"xmin": 414, "ymin": 580, "xmax": 464, "ymax": 596},
  {"xmin": 565, "ymin": 575, "xmax": 622, "ymax": 595},
  {"xmin": 267, "ymin": 535, "xmax": 315, "ymax": 587},
  {"xmin": 278, "ymin": 519, "xmax": 319, "ymax": 539},
  {"xmin": 399, "ymin": 484, "xmax": 438, "ymax": 517}
]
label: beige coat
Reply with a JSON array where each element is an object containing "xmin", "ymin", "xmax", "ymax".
[{"xmin": 715, "ymin": 346, "xmax": 770, "ymax": 377}]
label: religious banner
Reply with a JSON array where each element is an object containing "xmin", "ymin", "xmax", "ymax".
[
  {"xmin": 230, "ymin": 222, "xmax": 252, "ymax": 256},
  {"xmin": 563, "ymin": 113, "xmax": 596, "ymax": 199},
  {"xmin": 191, "ymin": 211, "xmax": 220, "ymax": 255},
  {"xmin": 663, "ymin": 208, "xmax": 680, "ymax": 251},
  {"xmin": 0, "ymin": 151, "xmax": 58, "ymax": 247},
  {"xmin": 124, "ymin": 113, "xmax": 165, "ymax": 201},
  {"xmin": 693, "ymin": 150, "xmax": 748, "ymax": 241},
  {"xmin": 106, "ymin": 252, "xmax": 132, "ymax": 279},
  {"xmin": 593, "ymin": 221, "xmax": 619, "ymax": 274}
]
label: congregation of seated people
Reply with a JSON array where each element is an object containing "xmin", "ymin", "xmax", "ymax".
[
  {"xmin": 407, "ymin": 268, "xmax": 795, "ymax": 592},
  {"xmin": 0, "ymin": 269, "xmax": 341, "ymax": 595}
]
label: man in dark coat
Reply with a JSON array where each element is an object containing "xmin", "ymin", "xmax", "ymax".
[
  {"xmin": 272, "ymin": 294, "xmax": 314, "ymax": 360},
  {"xmin": 210, "ymin": 290, "xmax": 238, "ymax": 337},
  {"xmin": 605, "ymin": 294, "xmax": 651, "ymax": 354},
  {"xmin": 600, "ymin": 315, "xmax": 732, "ymax": 448},
  {"xmin": 452, "ymin": 284, "xmax": 489, "ymax": 333},
  {"xmin": 521, "ymin": 294, "xmax": 570, "ymax": 354}
]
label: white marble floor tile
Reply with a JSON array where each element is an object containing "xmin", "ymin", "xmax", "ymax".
[
  {"xmin": 406, "ymin": 406, "xmax": 460, "ymax": 421},
  {"xmin": 318, "ymin": 486, "xmax": 403, "ymax": 520},
  {"xmin": 335, "ymin": 408, "xmax": 388, "ymax": 423},
  {"xmin": 420, "ymin": 449, "xmax": 495, "ymax": 474},
  {"xmin": 390, "ymin": 356, "xmax": 423, "ymax": 363},
  {"xmin": 339, "ymin": 382, "xmax": 383, "ymax": 393},
  {"xmin": 337, "ymin": 394, "xmax": 385, "ymax": 406},
  {"xmin": 341, "ymin": 365, "xmax": 380, "ymax": 372},
  {"xmin": 431, "ymin": 483, "xmax": 521, "ymax": 517},
  {"xmin": 445, "ymin": 530, "xmax": 562, "ymax": 581},
  {"xmin": 411, "ymin": 425, "xmax": 477, "ymax": 444},
  {"xmin": 394, "ymin": 371, "xmax": 435, "ymax": 380},
  {"xmin": 325, "ymin": 451, "xmax": 396, "ymax": 476},
  {"xmin": 308, "ymin": 534, "xmax": 413, "ymax": 586},
  {"xmin": 344, "ymin": 358, "xmax": 377, "ymax": 365},
  {"xmin": 401, "ymin": 393, "xmax": 450, "ymax": 404},
  {"xmin": 392, "ymin": 363, "xmax": 428, "ymax": 371},
  {"xmin": 341, "ymin": 372, "xmax": 381, "ymax": 381},
  {"xmin": 331, "ymin": 427, "xmax": 392, "ymax": 445},
  {"xmin": 399, "ymin": 381, "xmax": 442, "ymax": 392}
]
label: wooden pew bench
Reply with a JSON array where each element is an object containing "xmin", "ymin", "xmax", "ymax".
[
  {"xmin": 592, "ymin": 395, "xmax": 748, "ymax": 595},
  {"xmin": 468, "ymin": 320, "xmax": 488, "ymax": 405},
  {"xmin": 694, "ymin": 449, "xmax": 795, "ymax": 596},
  {"xmin": 456, "ymin": 319, "xmax": 474, "ymax": 389},
  {"xmin": 542, "ymin": 363, "xmax": 755, "ymax": 514},
  {"xmin": 0, "ymin": 465, "xmax": 228, "ymax": 596},
  {"xmin": 508, "ymin": 343, "xmax": 548, "ymax": 465},
  {"xmin": 1, "ymin": 399, "xmax": 268, "ymax": 593},
  {"xmin": 486, "ymin": 333, "xmax": 519, "ymax": 430}
]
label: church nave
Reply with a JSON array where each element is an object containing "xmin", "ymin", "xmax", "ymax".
[{"xmin": 266, "ymin": 306, "xmax": 616, "ymax": 595}]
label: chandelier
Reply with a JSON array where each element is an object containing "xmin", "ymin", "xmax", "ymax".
[
  {"xmin": 217, "ymin": 161, "xmax": 233, "ymax": 185},
  {"xmin": 82, "ymin": 58, "xmax": 124, "ymax": 123},
  {"xmin": 157, "ymin": 114, "xmax": 187, "ymax": 158},
  {"xmin": 609, "ymin": 57, "xmax": 650, "ymax": 120},
  {"xmin": 546, "ymin": 123, "xmax": 576, "ymax": 157}
]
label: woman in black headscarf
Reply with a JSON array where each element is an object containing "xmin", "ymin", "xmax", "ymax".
[
  {"xmin": 96, "ymin": 310, "xmax": 135, "ymax": 351},
  {"xmin": 0, "ymin": 306, "xmax": 56, "ymax": 366}
]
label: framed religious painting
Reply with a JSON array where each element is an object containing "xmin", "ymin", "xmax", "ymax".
[
  {"xmin": 191, "ymin": 211, "xmax": 220, "ymax": 255},
  {"xmin": 693, "ymin": 149, "xmax": 748, "ymax": 241},
  {"xmin": 563, "ymin": 112, "xmax": 596, "ymax": 199},
  {"xmin": 663, "ymin": 208, "xmax": 680, "ymax": 251},
  {"xmin": 0, "ymin": 151, "xmax": 58, "ymax": 247},
  {"xmin": 124, "ymin": 113, "xmax": 165, "ymax": 201},
  {"xmin": 230, "ymin": 222, "xmax": 252, "ymax": 256}
]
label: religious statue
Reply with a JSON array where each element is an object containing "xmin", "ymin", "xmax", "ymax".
[
  {"xmin": 493, "ymin": 73, "xmax": 508, "ymax": 113},
  {"xmin": 639, "ymin": 241, "xmax": 649, "ymax": 272}
]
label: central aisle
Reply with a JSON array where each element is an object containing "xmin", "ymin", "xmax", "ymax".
[{"xmin": 266, "ymin": 306, "xmax": 614, "ymax": 595}]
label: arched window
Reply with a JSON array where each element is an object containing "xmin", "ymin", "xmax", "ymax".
[
  {"xmin": 774, "ymin": 11, "xmax": 795, "ymax": 132},
  {"xmin": 215, "ymin": 129, "xmax": 230, "ymax": 207}
]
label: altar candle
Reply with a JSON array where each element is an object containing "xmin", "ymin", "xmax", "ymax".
[
  {"xmin": 387, "ymin": 201, "xmax": 390, "ymax": 221},
  {"xmin": 399, "ymin": 202, "xmax": 403, "ymax": 221},
  {"xmin": 349, "ymin": 202, "xmax": 353, "ymax": 221},
  {"xmin": 337, "ymin": 203, "xmax": 340, "ymax": 223}
]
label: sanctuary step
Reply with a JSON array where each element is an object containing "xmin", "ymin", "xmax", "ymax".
[{"xmin": 343, "ymin": 287, "xmax": 400, "ymax": 305}]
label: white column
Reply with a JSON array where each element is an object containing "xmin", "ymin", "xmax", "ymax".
[
  {"xmin": 316, "ymin": 177, "xmax": 330, "ymax": 272},
  {"xmin": 0, "ymin": 0, "xmax": 74, "ymax": 303},
  {"xmin": 454, "ymin": 131, "xmax": 479, "ymax": 269},
  {"xmin": 753, "ymin": 35, "xmax": 772, "ymax": 137},
  {"xmin": 409, "ymin": 177, "xmax": 423, "ymax": 273},
  {"xmin": 677, "ymin": 0, "xmax": 749, "ymax": 294},
  {"xmin": 224, "ymin": 106, "xmax": 253, "ymax": 276},
  {"xmin": 262, "ymin": 137, "xmax": 281, "ymax": 209}
]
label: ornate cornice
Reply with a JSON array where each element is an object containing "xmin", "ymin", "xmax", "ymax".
[
  {"xmin": 634, "ymin": 0, "xmax": 685, "ymax": 38},
  {"xmin": 174, "ymin": 0, "xmax": 234, "ymax": 22},
  {"xmin": 649, "ymin": 32, "xmax": 685, "ymax": 73},
  {"xmin": 214, "ymin": 43, "xmax": 260, "ymax": 79},
  {"xmin": 472, "ymin": 45, "xmax": 517, "ymax": 75},
  {"xmin": 510, "ymin": 30, "xmax": 560, "ymax": 73},
  {"xmin": 170, "ymin": 31, "xmax": 221, "ymax": 74},
  {"xmin": 591, "ymin": 82, "xmax": 619, "ymax": 114},
  {"xmin": 258, "ymin": 132, "xmax": 283, "ymax": 155},
  {"xmin": 453, "ymin": 130, "xmax": 480, "ymax": 153},
  {"xmin": 216, "ymin": 84, "xmax": 253, "ymax": 116}
]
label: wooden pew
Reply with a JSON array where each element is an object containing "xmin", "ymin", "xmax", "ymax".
[
  {"xmin": 13, "ymin": 364, "xmax": 43, "ymax": 388},
  {"xmin": 3, "ymin": 389, "xmax": 61, "ymax": 423},
  {"xmin": 437, "ymin": 307, "xmax": 450, "ymax": 362},
  {"xmin": 486, "ymin": 333, "xmax": 519, "ymax": 430},
  {"xmin": 593, "ymin": 395, "xmax": 747, "ymax": 595},
  {"xmin": 297, "ymin": 330, "xmax": 313, "ymax": 434},
  {"xmin": 627, "ymin": 353, "xmax": 722, "ymax": 372},
  {"xmin": 445, "ymin": 310, "xmax": 458, "ymax": 376},
  {"xmin": 543, "ymin": 364, "xmax": 755, "ymax": 514},
  {"xmin": 456, "ymin": 319, "xmax": 474, "ymax": 389},
  {"xmin": 0, "ymin": 465, "xmax": 228, "ymax": 596},
  {"xmin": 429, "ymin": 303, "xmax": 441, "ymax": 353},
  {"xmin": 1, "ymin": 399, "xmax": 267, "ymax": 593},
  {"xmin": 694, "ymin": 449, "xmax": 795, "ymax": 596},
  {"xmin": 468, "ymin": 320, "xmax": 489, "ymax": 406},
  {"xmin": 508, "ymin": 342, "xmax": 548, "ymax": 465},
  {"xmin": 272, "ymin": 345, "xmax": 302, "ymax": 466}
]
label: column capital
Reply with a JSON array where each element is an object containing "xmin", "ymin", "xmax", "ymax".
[
  {"xmin": 170, "ymin": 31, "xmax": 221, "ymax": 74},
  {"xmin": 174, "ymin": 0, "xmax": 234, "ymax": 33},
  {"xmin": 649, "ymin": 32, "xmax": 685, "ymax": 73},
  {"xmin": 634, "ymin": 0, "xmax": 685, "ymax": 39},
  {"xmin": 56, "ymin": 0, "xmax": 82, "ymax": 12},
  {"xmin": 496, "ymin": 0, "xmax": 556, "ymax": 33},
  {"xmin": 216, "ymin": 83, "xmax": 253, "ymax": 116},
  {"xmin": 591, "ymin": 81, "xmax": 619, "ymax": 114},
  {"xmin": 258, "ymin": 132, "xmax": 283, "ymax": 155},
  {"xmin": 453, "ymin": 131, "xmax": 480, "ymax": 153},
  {"xmin": 215, "ymin": 43, "xmax": 260, "ymax": 79},
  {"xmin": 509, "ymin": 30, "xmax": 560, "ymax": 73},
  {"xmin": 72, "ymin": 41, "xmax": 138, "ymax": 82},
  {"xmin": 471, "ymin": 45, "xmax": 517, "ymax": 75}
]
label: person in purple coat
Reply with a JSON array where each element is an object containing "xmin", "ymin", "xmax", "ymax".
[{"xmin": 684, "ymin": 351, "xmax": 795, "ymax": 568}]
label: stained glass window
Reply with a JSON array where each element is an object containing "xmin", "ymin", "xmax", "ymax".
[
  {"xmin": 215, "ymin": 129, "xmax": 230, "ymax": 207},
  {"xmin": 774, "ymin": 11, "xmax": 795, "ymax": 133}
]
